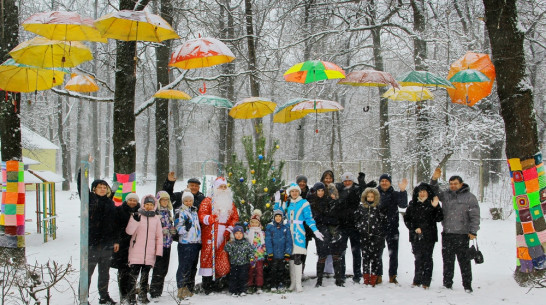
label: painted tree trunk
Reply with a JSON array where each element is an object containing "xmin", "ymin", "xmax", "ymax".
[{"xmin": 483, "ymin": 0, "xmax": 546, "ymax": 277}]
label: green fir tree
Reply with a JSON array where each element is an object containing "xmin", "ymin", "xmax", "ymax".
[{"xmin": 226, "ymin": 126, "xmax": 285, "ymax": 227}]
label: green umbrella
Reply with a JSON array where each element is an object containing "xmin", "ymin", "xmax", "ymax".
[
  {"xmin": 448, "ymin": 69, "xmax": 490, "ymax": 83},
  {"xmin": 397, "ymin": 70, "xmax": 454, "ymax": 89},
  {"xmin": 188, "ymin": 95, "xmax": 233, "ymax": 108},
  {"xmin": 284, "ymin": 60, "xmax": 345, "ymax": 84}
]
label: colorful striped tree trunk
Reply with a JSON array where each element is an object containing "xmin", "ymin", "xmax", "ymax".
[
  {"xmin": 509, "ymin": 153, "xmax": 546, "ymax": 272},
  {"xmin": 0, "ymin": 161, "xmax": 25, "ymax": 248}
]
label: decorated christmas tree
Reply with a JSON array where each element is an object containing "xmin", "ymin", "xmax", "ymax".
[{"xmin": 226, "ymin": 126, "xmax": 285, "ymax": 227}]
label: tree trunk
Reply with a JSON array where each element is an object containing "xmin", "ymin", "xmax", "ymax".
[
  {"xmin": 410, "ymin": 0, "xmax": 431, "ymax": 183},
  {"xmin": 221, "ymin": 0, "xmax": 235, "ymax": 162},
  {"xmin": 155, "ymin": 0, "xmax": 172, "ymax": 192},
  {"xmin": 58, "ymin": 96, "xmax": 71, "ymax": 190},
  {"xmin": 142, "ymin": 109, "xmax": 151, "ymax": 177},
  {"xmin": 244, "ymin": 0, "xmax": 262, "ymax": 135},
  {"xmin": 0, "ymin": 0, "xmax": 25, "ymax": 263},
  {"xmin": 483, "ymin": 0, "xmax": 544, "ymax": 280},
  {"xmin": 113, "ymin": 0, "xmax": 150, "ymax": 174}
]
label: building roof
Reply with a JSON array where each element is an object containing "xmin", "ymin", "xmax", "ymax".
[{"xmin": 20, "ymin": 125, "xmax": 59, "ymax": 150}]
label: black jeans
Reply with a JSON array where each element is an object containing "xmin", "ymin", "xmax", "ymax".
[
  {"xmin": 150, "ymin": 247, "xmax": 171, "ymax": 296},
  {"xmin": 268, "ymin": 259, "xmax": 286, "ymax": 288},
  {"xmin": 117, "ymin": 264, "xmax": 132, "ymax": 300},
  {"xmin": 361, "ymin": 235, "xmax": 384, "ymax": 275},
  {"xmin": 411, "ymin": 241, "xmax": 435, "ymax": 287},
  {"xmin": 442, "ymin": 233, "xmax": 472, "ymax": 288},
  {"xmin": 128, "ymin": 264, "xmax": 152, "ymax": 296},
  {"xmin": 176, "ymin": 243, "xmax": 201, "ymax": 289},
  {"xmin": 88, "ymin": 245, "xmax": 113, "ymax": 299},
  {"xmin": 229, "ymin": 264, "xmax": 249, "ymax": 294},
  {"xmin": 339, "ymin": 227, "xmax": 362, "ymax": 279},
  {"xmin": 378, "ymin": 230, "xmax": 400, "ymax": 277}
]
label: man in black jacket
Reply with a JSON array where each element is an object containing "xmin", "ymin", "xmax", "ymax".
[
  {"xmin": 77, "ymin": 171, "xmax": 118, "ymax": 305},
  {"xmin": 376, "ymin": 174, "xmax": 408, "ymax": 284},
  {"xmin": 163, "ymin": 172, "xmax": 205, "ymax": 210}
]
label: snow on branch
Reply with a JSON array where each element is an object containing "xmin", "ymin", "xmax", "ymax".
[{"xmin": 51, "ymin": 88, "xmax": 114, "ymax": 102}]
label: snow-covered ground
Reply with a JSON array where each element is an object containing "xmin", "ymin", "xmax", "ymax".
[{"xmin": 22, "ymin": 181, "xmax": 546, "ymax": 304}]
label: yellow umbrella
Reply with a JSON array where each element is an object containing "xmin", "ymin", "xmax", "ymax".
[
  {"xmin": 64, "ymin": 73, "xmax": 99, "ymax": 92},
  {"xmin": 94, "ymin": 10, "xmax": 179, "ymax": 42},
  {"xmin": 22, "ymin": 11, "xmax": 106, "ymax": 43},
  {"xmin": 229, "ymin": 97, "xmax": 276, "ymax": 119},
  {"xmin": 9, "ymin": 37, "xmax": 93, "ymax": 68},
  {"xmin": 153, "ymin": 89, "xmax": 191, "ymax": 100},
  {"xmin": 273, "ymin": 98, "xmax": 310, "ymax": 123},
  {"xmin": 0, "ymin": 59, "xmax": 67, "ymax": 93},
  {"xmin": 382, "ymin": 86, "xmax": 434, "ymax": 102}
]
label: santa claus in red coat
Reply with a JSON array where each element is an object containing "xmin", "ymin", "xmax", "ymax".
[{"xmin": 198, "ymin": 177, "xmax": 239, "ymax": 293}]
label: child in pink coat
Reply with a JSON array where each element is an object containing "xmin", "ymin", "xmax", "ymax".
[{"xmin": 126, "ymin": 195, "xmax": 163, "ymax": 304}]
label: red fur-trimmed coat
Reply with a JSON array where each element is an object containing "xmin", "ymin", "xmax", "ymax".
[{"xmin": 198, "ymin": 197, "xmax": 239, "ymax": 278}]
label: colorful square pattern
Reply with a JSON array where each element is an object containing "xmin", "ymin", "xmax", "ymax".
[
  {"xmin": 113, "ymin": 172, "xmax": 137, "ymax": 207},
  {"xmin": 0, "ymin": 161, "xmax": 25, "ymax": 249}
]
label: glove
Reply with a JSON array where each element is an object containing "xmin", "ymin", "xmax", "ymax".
[
  {"xmin": 284, "ymin": 254, "xmax": 291, "ymax": 262},
  {"xmin": 358, "ymin": 172, "xmax": 366, "ymax": 185},
  {"xmin": 169, "ymin": 227, "xmax": 177, "ymax": 235},
  {"xmin": 133, "ymin": 212, "xmax": 141, "ymax": 221},
  {"xmin": 207, "ymin": 215, "xmax": 217, "ymax": 225},
  {"xmin": 184, "ymin": 218, "xmax": 192, "ymax": 231},
  {"xmin": 314, "ymin": 231, "xmax": 324, "ymax": 241},
  {"xmin": 250, "ymin": 259, "xmax": 256, "ymax": 267},
  {"xmin": 274, "ymin": 191, "xmax": 281, "ymax": 202},
  {"xmin": 268, "ymin": 254, "xmax": 274, "ymax": 261},
  {"xmin": 366, "ymin": 180, "xmax": 378, "ymax": 188}
]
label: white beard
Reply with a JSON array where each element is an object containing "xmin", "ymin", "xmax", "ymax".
[{"xmin": 212, "ymin": 189, "xmax": 233, "ymax": 221}]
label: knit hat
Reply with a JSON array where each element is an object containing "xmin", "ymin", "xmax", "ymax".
[
  {"xmin": 181, "ymin": 188, "xmax": 194, "ymax": 202},
  {"xmin": 296, "ymin": 175, "xmax": 308, "ymax": 184},
  {"xmin": 233, "ymin": 225, "xmax": 244, "ymax": 234},
  {"xmin": 379, "ymin": 174, "xmax": 392, "ymax": 184},
  {"xmin": 142, "ymin": 195, "xmax": 157, "ymax": 208},
  {"xmin": 341, "ymin": 172, "xmax": 356, "ymax": 182},
  {"xmin": 273, "ymin": 209, "xmax": 284, "ymax": 217},
  {"xmin": 312, "ymin": 182, "xmax": 325, "ymax": 191},
  {"xmin": 187, "ymin": 178, "xmax": 201, "ymax": 185},
  {"xmin": 213, "ymin": 176, "xmax": 227, "ymax": 189},
  {"xmin": 250, "ymin": 209, "xmax": 262, "ymax": 222},
  {"xmin": 285, "ymin": 182, "xmax": 301, "ymax": 195},
  {"xmin": 125, "ymin": 193, "xmax": 139, "ymax": 202}
]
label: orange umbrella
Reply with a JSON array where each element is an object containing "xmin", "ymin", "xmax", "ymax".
[
  {"xmin": 64, "ymin": 73, "xmax": 99, "ymax": 92},
  {"xmin": 447, "ymin": 52, "xmax": 496, "ymax": 106}
]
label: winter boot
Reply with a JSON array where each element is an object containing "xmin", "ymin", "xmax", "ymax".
[
  {"xmin": 370, "ymin": 275, "xmax": 379, "ymax": 287},
  {"xmin": 288, "ymin": 261, "xmax": 296, "ymax": 291},
  {"xmin": 138, "ymin": 292, "xmax": 150, "ymax": 304},
  {"xmin": 376, "ymin": 275, "xmax": 382, "ymax": 284},
  {"xmin": 177, "ymin": 288, "xmax": 184, "ymax": 299},
  {"xmin": 389, "ymin": 275, "xmax": 398, "ymax": 284},
  {"xmin": 333, "ymin": 257, "xmax": 345, "ymax": 287},
  {"xmin": 315, "ymin": 261, "xmax": 325, "ymax": 287},
  {"xmin": 363, "ymin": 274, "xmax": 371, "ymax": 285},
  {"xmin": 294, "ymin": 263, "xmax": 304, "ymax": 292}
]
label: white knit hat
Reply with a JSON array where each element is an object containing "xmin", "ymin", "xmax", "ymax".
[
  {"xmin": 285, "ymin": 182, "xmax": 301, "ymax": 195},
  {"xmin": 125, "ymin": 193, "xmax": 139, "ymax": 202},
  {"xmin": 181, "ymin": 188, "xmax": 194, "ymax": 202}
]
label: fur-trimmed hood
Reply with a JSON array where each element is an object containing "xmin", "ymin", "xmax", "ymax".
[{"xmin": 361, "ymin": 187, "xmax": 380, "ymax": 208}]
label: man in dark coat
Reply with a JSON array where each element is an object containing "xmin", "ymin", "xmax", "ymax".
[
  {"xmin": 111, "ymin": 193, "xmax": 140, "ymax": 303},
  {"xmin": 431, "ymin": 168, "xmax": 480, "ymax": 293},
  {"xmin": 77, "ymin": 171, "xmax": 118, "ymax": 305},
  {"xmin": 376, "ymin": 174, "xmax": 408, "ymax": 284},
  {"xmin": 163, "ymin": 172, "xmax": 205, "ymax": 210}
]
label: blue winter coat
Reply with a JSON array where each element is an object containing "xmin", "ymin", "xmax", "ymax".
[
  {"xmin": 276, "ymin": 197, "xmax": 318, "ymax": 254},
  {"xmin": 265, "ymin": 219, "xmax": 293, "ymax": 259},
  {"xmin": 174, "ymin": 204, "xmax": 201, "ymax": 244}
]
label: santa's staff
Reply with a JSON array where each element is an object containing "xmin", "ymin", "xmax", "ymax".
[{"xmin": 211, "ymin": 191, "xmax": 216, "ymax": 281}]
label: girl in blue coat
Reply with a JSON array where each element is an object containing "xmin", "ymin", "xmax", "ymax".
[
  {"xmin": 265, "ymin": 209, "xmax": 293, "ymax": 291},
  {"xmin": 275, "ymin": 183, "xmax": 324, "ymax": 292}
]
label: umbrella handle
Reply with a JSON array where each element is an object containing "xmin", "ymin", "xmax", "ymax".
[
  {"xmin": 363, "ymin": 106, "xmax": 370, "ymax": 112},
  {"xmin": 199, "ymin": 82, "xmax": 207, "ymax": 94}
]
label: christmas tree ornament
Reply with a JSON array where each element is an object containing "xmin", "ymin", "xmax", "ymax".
[
  {"xmin": 272, "ymin": 178, "xmax": 276, "ymax": 182},
  {"xmin": 241, "ymin": 199, "xmax": 245, "ymax": 204},
  {"xmin": 244, "ymin": 221, "xmax": 248, "ymax": 226},
  {"xmin": 227, "ymin": 183, "xmax": 231, "ymax": 187},
  {"xmin": 264, "ymin": 187, "xmax": 268, "ymax": 192},
  {"xmin": 228, "ymin": 172, "xmax": 232, "ymax": 177},
  {"xmin": 252, "ymin": 179, "xmax": 256, "ymax": 184},
  {"xmin": 266, "ymin": 203, "xmax": 271, "ymax": 208},
  {"xmin": 271, "ymin": 166, "xmax": 275, "ymax": 170},
  {"xmin": 258, "ymin": 154, "xmax": 263, "ymax": 160},
  {"xmin": 251, "ymin": 169, "xmax": 255, "ymax": 174},
  {"xmin": 239, "ymin": 177, "xmax": 244, "ymax": 182},
  {"xmin": 276, "ymin": 144, "xmax": 280, "ymax": 149}
]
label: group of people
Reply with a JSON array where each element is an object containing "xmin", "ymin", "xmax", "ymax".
[{"xmin": 78, "ymin": 166, "xmax": 480, "ymax": 305}]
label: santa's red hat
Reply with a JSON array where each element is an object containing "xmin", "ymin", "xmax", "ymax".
[{"xmin": 213, "ymin": 176, "xmax": 228, "ymax": 189}]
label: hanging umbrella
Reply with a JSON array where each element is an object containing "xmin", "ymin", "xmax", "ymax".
[
  {"xmin": 284, "ymin": 60, "xmax": 345, "ymax": 84},
  {"xmin": 228, "ymin": 97, "xmax": 276, "ymax": 119},
  {"xmin": 94, "ymin": 10, "xmax": 179, "ymax": 42},
  {"xmin": 0, "ymin": 59, "xmax": 68, "ymax": 93},
  {"xmin": 22, "ymin": 11, "xmax": 106, "ymax": 43},
  {"xmin": 397, "ymin": 70, "xmax": 454, "ymax": 89},
  {"xmin": 449, "ymin": 69, "xmax": 490, "ymax": 83},
  {"xmin": 273, "ymin": 98, "xmax": 310, "ymax": 123},
  {"xmin": 188, "ymin": 95, "xmax": 233, "ymax": 108},
  {"xmin": 9, "ymin": 37, "xmax": 93, "ymax": 68},
  {"xmin": 447, "ymin": 52, "xmax": 496, "ymax": 106},
  {"xmin": 64, "ymin": 73, "xmax": 99, "ymax": 92},
  {"xmin": 291, "ymin": 99, "xmax": 344, "ymax": 113},
  {"xmin": 337, "ymin": 70, "xmax": 400, "ymax": 88},
  {"xmin": 169, "ymin": 37, "xmax": 235, "ymax": 69},
  {"xmin": 153, "ymin": 89, "xmax": 191, "ymax": 100},
  {"xmin": 382, "ymin": 86, "xmax": 434, "ymax": 102}
]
